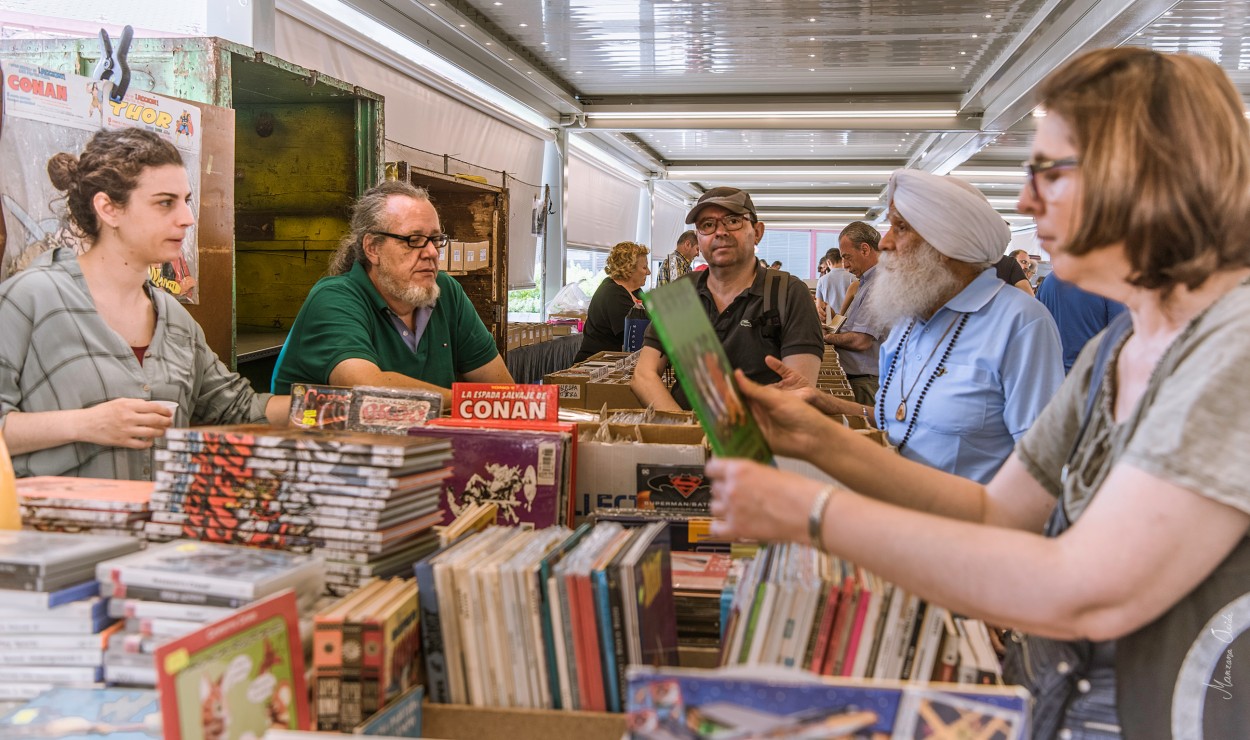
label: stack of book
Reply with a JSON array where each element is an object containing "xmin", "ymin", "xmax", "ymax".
[
  {"xmin": 311, "ymin": 578, "xmax": 420, "ymax": 731},
  {"xmin": 16, "ymin": 477, "xmax": 153, "ymax": 537},
  {"xmin": 95, "ymin": 540, "xmax": 324, "ymax": 686},
  {"xmin": 0, "ymin": 531, "xmax": 141, "ymax": 700},
  {"xmin": 146, "ymin": 424, "xmax": 453, "ymax": 595},
  {"xmin": 416, "ymin": 522, "xmax": 677, "ymax": 714},
  {"xmin": 721, "ymin": 543, "xmax": 1002, "ymax": 685},
  {"xmin": 670, "ymin": 552, "xmax": 732, "ymax": 649}
]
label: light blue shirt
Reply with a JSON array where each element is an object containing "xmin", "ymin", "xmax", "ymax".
[
  {"xmin": 876, "ymin": 267, "xmax": 1064, "ymax": 483},
  {"xmin": 837, "ymin": 264, "xmax": 880, "ymax": 376},
  {"xmin": 816, "ymin": 268, "xmax": 854, "ymax": 319}
]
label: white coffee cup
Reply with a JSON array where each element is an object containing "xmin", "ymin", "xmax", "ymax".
[{"xmin": 151, "ymin": 400, "xmax": 179, "ymax": 418}]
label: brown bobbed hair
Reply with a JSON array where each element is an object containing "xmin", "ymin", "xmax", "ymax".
[
  {"xmin": 46, "ymin": 128, "xmax": 183, "ymax": 241},
  {"xmin": 605, "ymin": 241, "xmax": 649, "ymax": 281},
  {"xmin": 1039, "ymin": 48, "xmax": 1250, "ymax": 292}
]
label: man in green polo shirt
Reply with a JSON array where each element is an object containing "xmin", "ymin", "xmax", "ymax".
[{"xmin": 272, "ymin": 181, "xmax": 512, "ymax": 403}]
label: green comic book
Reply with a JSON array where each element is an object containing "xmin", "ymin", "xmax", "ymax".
[{"xmin": 641, "ymin": 279, "xmax": 774, "ymax": 463}]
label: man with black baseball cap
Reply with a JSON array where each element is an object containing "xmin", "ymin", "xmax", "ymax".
[{"xmin": 631, "ymin": 187, "xmax": 824, "ymax": 411}]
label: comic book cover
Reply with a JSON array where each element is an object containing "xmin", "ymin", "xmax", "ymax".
[
  {"xmin": 154, "ymin": 590, "xmax": 310, "ymax": 740},
  {"xmin": 407, "ymin": 426, "xmax": 570, "ymax": 529},
  {"xmin": 0, "ymin": 687, "xmax": 160, "ymax": 739},
  {"xmin": 153, "ymin": 450, "xmax": 431, "ymax": 480},
  {"xmin": 635, "ymin": 464, "xmax": 711, "ymax": 514},
  {"xmin": 641, "ymin": 279, "xmax": 774, "ymax": 463},
  {"xmin": 289, "ymin": 384, "xmax": 353, "ymax": 430},
  {"xmin": 450, "ymin": 383, "xmax": 557, "ymax": 422},
  {"xmin": 623, "ymin": 667, "xmax": 1029, "ymax": 739},
  {"xmin": 348, "ymin": 386, "xmax": 443, "ymax": 435}
]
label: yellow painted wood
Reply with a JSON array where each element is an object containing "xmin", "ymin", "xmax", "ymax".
[
  {"xmin": 273, "ymin": 216, "xmax": 349, "ymax": 241},
  {"xmin": 234, "ymin": 103, "xmax": 356, "ymax": 212},
  {"xmin": 236, "ymin": 251, "xmax": 334, "ymax": 329},
  {"xmin": 235, "ymin": 239, "xmax": 340, "ymax": 253}
]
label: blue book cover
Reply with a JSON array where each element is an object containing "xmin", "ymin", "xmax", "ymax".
[
  {"xmin": 354, "ymin": 683, "xmax": 423, "ymax": 736},
  {"xmin": 413, "ymin": 548, "xmax": 453, "ymax": 703},
  {"xmin": 0, "ymin": 687, "xmax": 160, "ymax": 739},
  {"xmin": 0, "ymin": 579, "xmax": 99, "ymax": 610},
  {"xmin": 624, "ymin": 668, "xmax": 1030, "ymax": 739}
]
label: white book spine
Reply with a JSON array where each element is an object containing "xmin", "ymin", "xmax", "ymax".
[{"xmin": 0, "ymin": 649, "xmax": 103, "ymax": 666}]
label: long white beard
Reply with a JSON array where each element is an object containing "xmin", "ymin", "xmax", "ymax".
[
  {"xmin": 377, "ymin": 266, "xmax": 441, "ymax": 308},
  {"xmin": 862, "ymin": 243, "xmax": 963, "ymax": 332}
]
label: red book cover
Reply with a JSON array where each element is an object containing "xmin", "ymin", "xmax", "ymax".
[
  {"xmin": 822, "ymin": 566, "xmax": 859, "ymax": 676},
  {"xmin": 839, "ymin": 566, "xmax": 874, "ymax": 676},
  {"xmin": 807, "ymin": 570, "xmax": 843, "ymax": 675},
  {"xmin": 574, "ymin": 568, "xmax": 607, "ymax": 711},
  {"xmin": 451, "ymin": 383, "xmax": 558, "ymax": 422},
  {"xmin": 154, "ymin": 589, "xmax": 310, "ymax": 740}
]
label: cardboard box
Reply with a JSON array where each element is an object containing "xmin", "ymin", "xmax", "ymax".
[
  {"xmin": 544, "ymin": 372, "xmax": 591, "ymax": 407},
  {"xmin": 437, "ymin": 245, "xmax": 449, "ymax": 271},
  {"xmin": 463, "ymin": 240, "xmax": 489, "ymax": 271},
  {"xmin": 574, "ymin": 431, "xmax": 707, "ymax": 519},
  {"xmin": 421, "ymin": 702, "xmax": 625, "ymax": 740},
  {"xmin": 585, "ymin": 380, "xmax": 642, "ymax": 411},
  {"xmin": 450, "ymin": 242, "xmax": 464, "ymax": 271},
  {"xmin": 549, "ymin": 324, "xmax": 573, "ymax": 336}
]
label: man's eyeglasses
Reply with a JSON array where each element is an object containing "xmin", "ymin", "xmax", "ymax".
[
  {"xmin": 370, "ymin": 231, "xmax": 452, "ymax": 250},
  {"xmin": 694, "ymin": 214, "xmax": 754, "ymax": 235},
  {"xmin": 1022, "ymin": 157, "xmax": 1080, "ymax": 198}
]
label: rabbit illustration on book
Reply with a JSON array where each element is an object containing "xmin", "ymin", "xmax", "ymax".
[{"xmin": 201, "ymin": 673, "xmax": 229, "ymax": 740}]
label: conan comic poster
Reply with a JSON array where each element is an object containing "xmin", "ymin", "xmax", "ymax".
[{"xmin": 0, "ymin": 59, "xmax": 203, "ymax": 302}]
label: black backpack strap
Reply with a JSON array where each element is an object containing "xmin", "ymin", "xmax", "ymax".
[
  {"xmin": 1049, "ymin": 310, "xmax": 1133, "ymax": 535},
  {"xmin": 758, "ymin": 268, "xmax": 788, "ymax": 338}
]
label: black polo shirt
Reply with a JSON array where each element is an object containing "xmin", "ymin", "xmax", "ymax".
[{"xmin": 642, "ymin": 266, "xmax": 824, "ymax": 409}]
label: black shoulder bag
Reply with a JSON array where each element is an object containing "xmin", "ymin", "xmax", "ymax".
[{"xmin": 1001, "ymin": 312, "xmax": 1132, "ymax": 740}]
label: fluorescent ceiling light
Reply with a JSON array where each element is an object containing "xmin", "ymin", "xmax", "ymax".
[
  {"xmin": 571, "ymin": 136, "xmax": 648, "ymax": 183},
  {"xmin": 758, "ymin": 211, "xmax": 871, "ymax": 218},
  {"xmin": 751, "ymin": 194, "xmax": 880, "ymax": 204},
  {"xmin": 950, "ymin": 169, "xmax": 1027, "ymax": 178},
  {"xmin": 586, "ymin": 109, "xmax": 957, "ymax": 120},
  {"xmin": 667, "ymin": 168, "xmax": 895, "ymax": 177}
]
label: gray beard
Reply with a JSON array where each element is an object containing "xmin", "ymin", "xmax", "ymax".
[
  {"xmin": 377, "ymin": 266, "xmax": 441, "ymax": 309},
  {"xmin": 861, "ymin": 244, "xmax": 964, "ymax": 333}
]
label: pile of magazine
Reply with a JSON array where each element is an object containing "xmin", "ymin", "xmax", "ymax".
[
  {"xmin": 96, "ymin": 540, "xmax": 323, "ymax": 686},
  {"xmin": 417, "ymin": 522, "xmax": 677, "ymax": 713},
  {"xmin": 146, "ymin": 424, "xmax": 453, "ymax": 595},
  {"xmin": 0, "ymin": 531, "xmax": 141, "ymax": 700}
]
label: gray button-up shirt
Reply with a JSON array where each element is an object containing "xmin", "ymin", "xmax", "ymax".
[{"xmin": 0, "ymin": 248, "xmax": 271, "ymax": 479}]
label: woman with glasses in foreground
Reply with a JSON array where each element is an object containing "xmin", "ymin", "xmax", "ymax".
[
  {"xmin": 707, "ymin": 48, "xmax": 1250, "ymax": 738},
  {"xmin": 0, "ymin": 129, "xmax": 287, "ymax": 480}
]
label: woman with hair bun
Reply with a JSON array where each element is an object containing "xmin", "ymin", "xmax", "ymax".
[{"xmin": 0, "ymin": 128, "xmax": 288, "ymax": 480}]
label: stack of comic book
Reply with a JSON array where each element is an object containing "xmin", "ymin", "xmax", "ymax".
[
  {"xmin": 146, "ymin": 424, "xmax": 454, "ymax": 595},
  {"xmin": 416, "ymin": 522, "xmax": 678, "ymax": 714},
  {"xmin": 0, "ymin": 531, "xmax": 142, "ymax": 700},
  {"xmin": 16, "ymin": 476, "xmax": 153, "ymax": 537},
  {"xmin": 94, "ymin": 540, "xmax": 324, "ymax": 687}
]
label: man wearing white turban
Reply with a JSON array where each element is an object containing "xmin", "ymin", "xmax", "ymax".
[{"xmin": 774, "ymin": 170, "xmax": 1063, "ymax": 483}]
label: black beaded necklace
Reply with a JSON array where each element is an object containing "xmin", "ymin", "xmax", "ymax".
[{"xmin": 876, "ymin": 312, "xmax": 972, "ymax": 452}]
